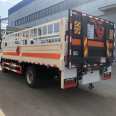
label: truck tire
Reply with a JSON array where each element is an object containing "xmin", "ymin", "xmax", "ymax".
[{"xmin": 25, "ymin": 66, "xmax": 39, "ymax": 88}]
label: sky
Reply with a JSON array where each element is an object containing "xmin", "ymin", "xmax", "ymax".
[{"xmin": 0, "ymin": 0, "xmax": 22, "ymax": 18}]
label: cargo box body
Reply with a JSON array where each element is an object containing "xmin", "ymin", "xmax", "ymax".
[{"xmin": 0, "ymin": 10, "xmax": 115, "ymax": 89}]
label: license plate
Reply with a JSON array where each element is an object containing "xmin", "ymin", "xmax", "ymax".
[{"xmin": 81, "ymin": 71, "xmax": 101, "ymax": 84}]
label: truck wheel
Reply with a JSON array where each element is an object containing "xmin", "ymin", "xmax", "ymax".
[{"xmin": 25, "ymin": 66, "xmax": 39, "ymax": 88}]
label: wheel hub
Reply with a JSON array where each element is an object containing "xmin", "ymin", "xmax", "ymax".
[{"xmin": 27, "ymin": 72, "xmax": 33, "ymax": 84}]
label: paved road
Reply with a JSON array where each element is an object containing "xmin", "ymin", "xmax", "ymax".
[{"xmin": 0, "ymin": 65, "xmax": 116, "ymax": 116}]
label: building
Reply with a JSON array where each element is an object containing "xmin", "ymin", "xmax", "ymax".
[
  {"xmin": 0, "ymin": 17, "xmax": 8, "ymax": 48},
  {"xmin": 1, "ymin": 17, "xmax": 8, "ymax": 39},
  {"xmin": 8, "ymin": 0, "xmax": 93, "ymax": 28},
  {"xmin": 74, "ymin": 0, "xmax": 116, "ymax": 24},
  {"xmin": 1, "ymin": 17, "xmax": 8, "ymax": 30},
  {"xmin": 8, "ymin": 0, "xmax": 116, "ymax": 29},
  {"xmin": 1, "ymin": 17, "xmax": 16, "ymax": 37}
]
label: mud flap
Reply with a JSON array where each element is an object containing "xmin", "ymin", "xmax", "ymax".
[
  {"xmin": 61, "ymin": 68, "xmax": 77, "ymax": 89},
  {"xmin": 102, "ymin": 66, "xmax": 112, "ymax": 80}
]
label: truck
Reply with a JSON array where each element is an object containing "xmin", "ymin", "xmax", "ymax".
[{"xmin": 0, "ymin": 10, "xmax": 115, "ymax": 89}]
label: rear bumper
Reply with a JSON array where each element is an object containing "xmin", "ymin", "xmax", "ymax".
[
  {"xmin": 80, "ymin": 66, "xmax": 112, "ymax": 85},
  {"xmin": 60, "ymin": 65, "xmax": 112, "ymax": 89}
]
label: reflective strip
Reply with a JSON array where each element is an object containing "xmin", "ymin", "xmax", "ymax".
[
  {"xmin": 3, "ymin": 52, "xmax": 18, "ymax": 56},
  {"xmin": 3, "ymin": 52, "xmax": 61, "ymax": 59},
  {"xmin": 88, "ymin": 41, "xmax": 104, "ymax": 47},
  {"xmin": 106, "ymin": 41, "xmax": 111, "ymax": 57},
  {"xmin": 109, "ymin": 42, "xmax": 113, "ymax": 49},
  {"xmin": 84, "ymin": 38, "xmax": 87, "ymax": 47},
  {"xmin": 83, "ymin": 38, "xmax": 88, "ymax": 57},
  {"xmin": 71, "ymin": 39, "xmax": 81, "ymax": 46},
  {"xmin": 22, "ymin": 53, "xmax": 61, "ymax": 59},
  {"xmin": 84, "ymin": 49, "xmax": 88, "ymax": 57}
]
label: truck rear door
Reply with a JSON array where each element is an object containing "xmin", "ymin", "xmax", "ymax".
[
  {"xmin": 86, "ymin": 14, "xmax": 114, "ymax": 64},
  {"xmin": 66, "ymin": 10, "xmax": 83, "ymax": 68},
  {"xmin": 67, "ymin": 10, "xmax": 115, "ymax": 68}
]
